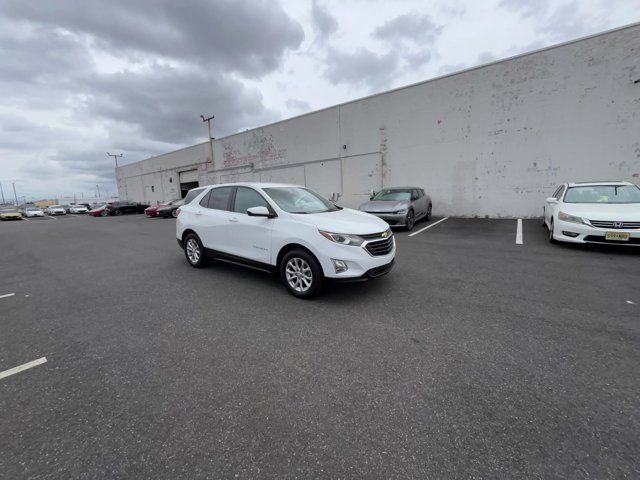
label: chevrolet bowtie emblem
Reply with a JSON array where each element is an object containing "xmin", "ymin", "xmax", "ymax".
[{"xmin": 381, "ymin": 231, "xmax": 389, "ymax": 238}]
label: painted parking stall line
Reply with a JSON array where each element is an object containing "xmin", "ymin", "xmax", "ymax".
[
  {"xmin": 516, "ymin": 218, "xmax": 523, "ymax": 245},
  {"xmin": 408, "ymin": 217, "xmax": 449, "ymax": 237},
  {"xmin": 0, "ymin": 293, "xmax": 16, "ymax": 299},
  {"xmin": 0, "ymin": 357, "xmax": 47, "ymax": 381}
]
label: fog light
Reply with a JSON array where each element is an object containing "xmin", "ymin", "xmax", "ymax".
[
  {"xmin": 332, "ymin": 259, "xmax": 348, "ymax": 273},
  {"xmin": 562, "ymin": 231, "xmax": 579, "ymax": 238}
]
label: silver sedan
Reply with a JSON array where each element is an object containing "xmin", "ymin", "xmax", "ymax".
[{"xmin": 358, "ymin": 187, "xmax": 432, "ymax": 231}]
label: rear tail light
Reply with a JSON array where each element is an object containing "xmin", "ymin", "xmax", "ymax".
[{"xmin": 176, "ymin": 208, "xmax": 181, "ymax": 217}]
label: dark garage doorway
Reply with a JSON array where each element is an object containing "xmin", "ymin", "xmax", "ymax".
[{"xmin": 180, "ymin": 181, "xmax": 199, "ymax": 198}]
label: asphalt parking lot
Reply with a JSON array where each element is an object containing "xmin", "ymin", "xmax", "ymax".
[{"xmin": 1, "ymin": 213, "xmax": 639, "ymax": 478}]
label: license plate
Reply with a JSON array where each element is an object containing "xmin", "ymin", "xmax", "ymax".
[{"xmin": 605, "ymin": 231, "xmax": 630, "ymax": 241}]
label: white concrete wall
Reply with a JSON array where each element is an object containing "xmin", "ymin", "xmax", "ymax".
[{"xmin": 117, "ymin": 24, "xmax": 640, "ymax": 217}]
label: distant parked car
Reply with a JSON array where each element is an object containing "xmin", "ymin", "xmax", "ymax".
[
  {"xmin": 45, "ymin": 205, "xmax": 67, "ymax": 215},
  {"xmin": 22, "ymin": 206, "xmax": 45, "ymax": 218},
  {"xmin": 104, "ymin": 201, "xmax": 150, "ymax": 216},
  {"xmin": 145, "ymin": 199, "xmax": 180, "ymax": 217},
  {"xmin": 0, "ymin": 207, "xmax": 22, "ymax": 221},
  {"xmin": 358, "ymin": 187, "xmax": 432, "ymax": 231},
  {"xmin": 88, "ymin": 205, "xmax": 109, "ymax": 217},
  {"xmin": 69, "ymin": 205, "xmax": 88, "ymax": 214},
  {"xmin": 543, "ymin": 181, "xmax": 640, "ymax": 245},
  {"xmin": 157, "ymin": 199, "xmax": 185, "ymax": 218}
]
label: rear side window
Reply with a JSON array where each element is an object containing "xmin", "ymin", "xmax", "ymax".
[
  {"xmin": 184, "ymin": 188, "xmax": 205, "ymax": 204},
  {"xmin": 206, "ymin": 187, "xmax": 233, "ymax": 210},
  {"xmin": 233, "ymin": 187, "xmax": 269, "ymax": 214}
]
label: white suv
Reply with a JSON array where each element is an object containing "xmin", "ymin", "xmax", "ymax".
[{"xmin": 176, "ymin": 183, "xmax": 396, "ymax": 298}]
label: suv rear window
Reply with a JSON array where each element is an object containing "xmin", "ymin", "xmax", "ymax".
[{"xmin": 184, "ymin": 188, "xmax": 205, "ymax": 204}]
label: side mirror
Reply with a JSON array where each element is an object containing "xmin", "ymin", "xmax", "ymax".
[
  {"xmin": 546, "ymin": 197, "xmax": 558, "ymax": 203},
  {"xmin": 247, "ymin": 206, "xmax": 273, "ymax": 218}
]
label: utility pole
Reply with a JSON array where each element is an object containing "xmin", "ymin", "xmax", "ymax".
[
  {"xmin": 200, "ymin": 114, "xmax": 215, "ymax": 171},
  {"xmin": 0, "ymin": 181, "xmax": 5, "ymax": 204},
  {"xmin": 12, "ymin": 182, "xmax": 18, "ymax": 205},
  {"xmin": 96, "ymin": 184, "xmax": 101, "ymax": 201},
  {"xmin": 107, "ymin": 152, "xmax": 123, "ymax": 167}
]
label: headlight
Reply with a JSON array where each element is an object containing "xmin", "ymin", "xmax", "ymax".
[
  {"xmin": 558, "ymin": 211, "xmax": 586, "ymax": 224},
  {"xmin": 319, "ymin": 230, "xmax": 365, "ymax": 246},
  {"xmin": 394, "ymin": 209, "xmax": 407, "ymax": 215}
]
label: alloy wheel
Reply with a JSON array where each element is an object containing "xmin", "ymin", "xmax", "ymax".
[
  {"xmin": 406, "ymin": 210, "xmax": 415, "ymax": 230},
  {"xmin": 186, "ymin": 238, "xmax": 200, "ymax": 264},
  {"xmin": 285, "ymin": 257, "xmax": 313, "ymax": 293}
]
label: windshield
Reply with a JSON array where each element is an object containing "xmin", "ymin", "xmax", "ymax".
[
  {"xmin": 564, "ymin": 185, "xmax": 640, "ymax": 204},
  {"xmin": 26, "ymin": 207, "xmax": 39, "ymax": 211},
  {"xmin": 372, "ymin": 189, "xmax": 411, "ymax": 201},
  {"xmin": 263, "ymin": 187, "xmax": 339, "ymax": 214}
]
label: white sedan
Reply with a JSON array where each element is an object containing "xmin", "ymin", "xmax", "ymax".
[
  {"xmin": 69, "ymin": 205, "xmax": 88, "ymax": 214},
  {"xmin": 543, "ymin": 181, "xmax": 640, "ymax": 245},
  {"xmin": 23, "ymin": 206, "xmax": 45, "ymax": 217},
  {"xmin": 45, "ymin": 205, "xmax": 67, "ymax": 215}
]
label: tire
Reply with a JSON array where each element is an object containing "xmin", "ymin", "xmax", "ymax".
[
  {"xmin": 280, "ymin": 249, "xmax": 323, "ymax": 299},
  {"xmin": 184, "ymin": 233, "xmax": 206, "ymax": 268},
  {"xmin": 100, "ymin": 210, "xmax": 109, "ymax": 217},
  {"xmin": 171, "ymin": 209, "xmax": 178, "ymax": 218},
  {"xmin": 548, "ymin": 219, "xmax": 557, "ymax": 244},
  {"xmin": 114, "ymin": 209, "xmax": 122, "ymax": 216},
  {"xmin": 405, "ymin": 209, "xmax": 415, "ymax": 231},
  {"xmin": 425, "ymin": 203, "xmax": 432, "ymax": 221}
]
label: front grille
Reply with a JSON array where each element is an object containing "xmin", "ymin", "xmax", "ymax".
[
  {"xmin": 584, "ymin": 235, "xmax": 640, "ymax": 245},
  {"xmin": 589, "ymin": 220, "xmax": 640, "ymax": 229},
  {"xmin": 360, "ymin": 230, "xmax": 391, "ymax": 240},
  {"xmin": 365, "ymin": 237, "xmax": 394, "ymax": 256}
]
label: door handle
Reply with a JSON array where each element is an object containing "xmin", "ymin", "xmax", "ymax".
[
  {"xmin": 194, "ymin": 212, "xmax": 202, "ymax": 216},
  {"xmin": 229, "ymin": 218, "xmax": 239, "ymax": 223}
]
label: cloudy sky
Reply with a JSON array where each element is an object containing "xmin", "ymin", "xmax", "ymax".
[{"xmin": 0, "ymin": 0, "xmax": 638, "ymax": 201}]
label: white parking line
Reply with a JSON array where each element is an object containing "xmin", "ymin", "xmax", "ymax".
[
  {"xmin": 0, "ymin": 293, "xmax": 15, "ymax": 299},
  {"xmin": 516, "ymin": 218, "xmax": 523, "ymax": 245},
  {"xmin": 22, "ymin": 217, "xmax": 29, "ymax": 222},
  {"xmin": 0, "ymin": 357, "xmax": 47, "ymax": 381},
  {"xmin": 408, "ymin": 217, "xmax": 450, "ymax": 237}
]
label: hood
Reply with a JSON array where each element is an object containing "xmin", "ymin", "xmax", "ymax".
[
  {"xmin": 562, "ymin": 203, "xmax": 640, "ymax": 220},
  {"xmin": 358, "ymin": 200, "xmax": 410, "ymax": 213},
  {"xmin": 291, "ymin": 208, "xmax": 389, "ymax": 234}
]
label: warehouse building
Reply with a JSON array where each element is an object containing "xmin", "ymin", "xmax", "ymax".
[{"xmin": 116, "ymin": 23, "xmax": 640, "ymax": 218}]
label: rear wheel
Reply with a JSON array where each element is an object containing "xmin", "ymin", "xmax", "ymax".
[
  {"xmin": 184, "ymin": 233, "xmax": 206, "ymax": 268},
  {"xmin": 280, "ymin": 249, "xmax": 323, "ymax": 298},
  {"xmin": 171, "ymin": 209, "xmax": 178, "ymax": 218},
  {"xmin": 100, "ymin": 210, "xmax": 108, "ymax": 217},
  {"xmin": 114, "ymin": 209, "xmax": 122, "ymax": 216}
]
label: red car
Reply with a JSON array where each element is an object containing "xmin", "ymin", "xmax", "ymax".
[
  {"xmin": 88, "ymin": 205, "xmax": 109, "ymax": 217},
  {"xmin": 145, "ymin": 199, "xmax": 180, "ymax": 217}
]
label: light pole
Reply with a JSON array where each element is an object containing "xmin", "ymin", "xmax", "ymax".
[
  {"xmin": 12, "ymin": 182, "xmax": 18, "ymax": 206},
  {"xmin": 200, "ymin": 114, "xmax": 215, "ymax": 171},
  {"xmin": 107, "ymin": 152, "xmax": 123, "ymax": 167},
  {"xmin": 0, "ymin": 181, "xmax": 5, "ymax": 204}
]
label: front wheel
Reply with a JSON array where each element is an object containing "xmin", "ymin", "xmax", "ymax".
[
  {"xmin": 100, "ymin": 210, "xmax": 109, "ymax": 217},
  {"xmin": 114, "ymin": 209, "xmax": 122, "ymax": 216},
  {"xmin": 425, "ymin": 204, "xmax": 432, "ymax": 221},
  {"xmin": 280, "ymin": 249, "xmax": 323, "ymax": 299},
  {"xmin": 184, "ymin": 233, "xmax": 206, "ymax": 268},
  {"xmin": 548, "ymin": 219, "xmax": 557, "ymax": 244},
  {"xmin": 405, "ymin": 209, "xmax": 415, "ymax": 231},
  {"xmin": 171, "ymin": 209, "xmax": 178, "ymax": 218}
]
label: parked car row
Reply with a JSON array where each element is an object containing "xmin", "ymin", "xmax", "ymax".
[{"xmin": 89, "ymin": 201, "xmax": 150, "ymax": 217}]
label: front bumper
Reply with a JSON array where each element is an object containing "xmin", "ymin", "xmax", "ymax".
[
  {"xmin": 362, "ymin": 211, "xmax": 406, "ymax": 226},
  {"xmin": 553, "ymin": 219, "xmax": 640, "ymax": 245},
  {"xmin": 316, "ymin": 237, "xmax": 396, "ymax": 279},
  {"xmin": 0, "ymin": 215, "xmax": 22, "ymax": 220}
]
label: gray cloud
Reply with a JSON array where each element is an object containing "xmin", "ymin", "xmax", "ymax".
[
  {"xmin": 500, "ymin": 0, "xmax": 550, "ymax": 18},
  {"xmin": 324, "ymin": 47, "xmax": 400, "ymax": 91},
  {"xmin": 1, "ymin": 0, "xmax": 304, "ymax": 78},
  {"xmin": 285, "ymin": 98, "xmax": 312, "ymax": 112},
  {"xmin": 311, "ymin": 0, "xmax": 338, "ymax": 42},
  {"xmin": 374, "ymin": 13, "xmax": 442, "ymax": 46}
]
